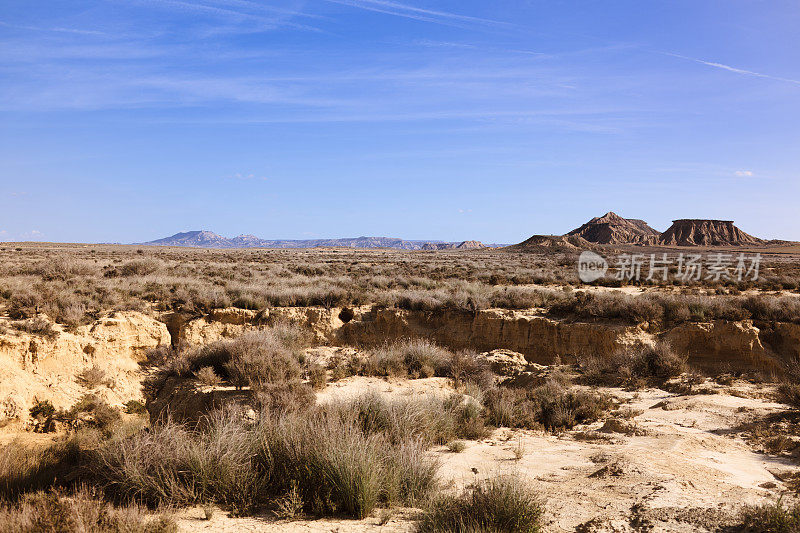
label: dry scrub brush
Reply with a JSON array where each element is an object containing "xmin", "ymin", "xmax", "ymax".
[
  {"xmin": 2, "ymin": 246, "xmax": 797, "ymax": 333},
  {"xmin": 417, "ymin": 474, "xmax": 544, "ymax": 533},
  {"xmin": 0, "ymin": 487, "xmax": 176, "ymax": 533},
  {"xmin": 91, "ymin": 404, "xmax": 439, "ymax": 518},
  {"xmin": 580, "ymin": 341, "xmax": 687, "ymax": 388}
]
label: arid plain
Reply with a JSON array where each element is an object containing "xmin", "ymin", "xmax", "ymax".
[{"xmin": 2, "ymin": 234, "xmax": 800, "ymax": 532}]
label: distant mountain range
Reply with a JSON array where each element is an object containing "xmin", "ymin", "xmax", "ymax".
[{"xmin": 143, "ymin": 230, "xmax": 488, "ymax": 250}]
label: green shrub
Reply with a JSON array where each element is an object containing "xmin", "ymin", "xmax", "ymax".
[
  {"xmin": 123, "ymin": 401, "xmax": 147, "ymax": 415},
  {"xmin": 64, "ymin": 394, "xmax": 121, "ymax": 431},
  {"xmin": 29, "ymin": 399, "xmax": 56, "ymax": 432}
]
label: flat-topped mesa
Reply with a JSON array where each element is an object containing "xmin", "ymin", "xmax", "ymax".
[
  {"xmin": 658, "ymin": 219, "xmax": 764, "ymax": 246},
  {"xmin": 566, "ymin": 211, "xmax": 661, "ymax": 245},
  {"xmin": 421, "ymin": 240, "xmax": 486, "ymax": 250}
]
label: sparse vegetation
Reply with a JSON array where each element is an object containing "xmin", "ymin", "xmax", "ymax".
[
  {"xmin": 417, "ymin": 475, "xmax": 544, "ymax": 533},
  {"xmin": 1, "ymin": 245, "xmax": 797, "ymax": 331},
  {"xmin": 194, "ymin": 366, "xmax": 221, "ymax": 386},
  {"xmin": 738, "ymin": 498, "xmax": 800, "ymax": 532},
  {"xmin": 77, "ymin": 365, "xmax": 111, "ymax": 389},
  {"xmin": 92, "ymin": 404, "xmax": 439, "ymax": 518},
  {"xmin": 3, "ymin": 244, "xmax": 800, "ymax": 530},
  {"xmin": 0, "ymin": 487, "xmax": 176, "ymax": 533},
  {"xmin": 580, "ymin": 341, "xmax": 687, "ymax": 387},
  {"xmin": 483, "ymin": 380, "xmax": 612, "ymax": 432}
]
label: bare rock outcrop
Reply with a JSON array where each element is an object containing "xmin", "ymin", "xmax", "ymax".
[
  {"xmin": 182, "ymin": 306, "xmax": 346, "ymax": 347},
  {"xmin": 477, "ymin": 349, "xmax": 529, "ymax": 375},
  {"xmin": 664, "ymin": 320, "xmax": 771, "ymax": 372},
  {"xmin": 567, "ymin": 211, "xmax": 661, "ymax": 245},
  {"xmin": 181, "ymin": 305, "xmax": 799, "ymax": 380},
  {"xmin": 0, "ymin": 311, "xmax": 169, "ymax": 423},
  {"xmin": 338, "ymin": 307, "xmax": 651, "ymax": 364},
  {"xmin": 421, "ymin": 240, "xmax": 485, "ymax": 250},
  {"xmin": 658, "ymin": 219, "xmax": 763, "ymax": 246}
]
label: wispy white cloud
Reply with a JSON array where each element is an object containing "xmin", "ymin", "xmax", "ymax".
[
  {"xmin": 0, "ymin": 20, "xmax": 109, "ymax": 36},
  {"xmin": 118, "ymin": 0, "xmax": 323, "ymax": 33},
  {"xmin": 663, "ymin": 52, "xmax": 800, "ymax": 86},
  {"xmin": 226, "ymin": 172, "xmax": 268, "ymax": 181},
  {"xmin": 734, "ymin": 170, "xmax": 754, "ymax": 177},
  {"xmin": 323, "ymin": 0, "xmax": 509, "ymax": 28},
  {"xmin": 412, "ymin": 39, "xmax": 477, "ymax": 49}
]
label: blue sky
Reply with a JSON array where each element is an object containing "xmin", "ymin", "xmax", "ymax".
[{"xmin": 1, "ymin": 0, "xmax": 799, "ymax": 244}]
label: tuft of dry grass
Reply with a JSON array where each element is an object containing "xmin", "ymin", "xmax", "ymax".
[
  {"xmin": 77, "ymin": 365, "xmax": 112, "ymax": 389},
  {"xmin": 580, "ymin": 341, "xmax": 687, "ymax": 387},
  {"xmin": 194, "ymin": 366, "xmax": 221, "ymax": 386},
  {"xmin": 0, "ymin": 487, "xmax": 176, "ymax": 533},
  {"xmin": 483, "ymin": 380, "xmax": 612, "ymax": 432},
  {"xmin": 738, "ymin": 498, "xmax": 800, "ymax": 532},
  {"xmin": 417, "ymin": 474, "xmax": 544, "ymax": 533}
]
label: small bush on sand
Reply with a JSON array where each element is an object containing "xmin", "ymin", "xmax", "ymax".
[
  {"xmin": 259, "ymin": 412, "xmax": 437, "ymax": 518},
  {"xmin": 253, "ymin": 380, "xmax": 316, "ymax": 414},
  {"xmin": 64, "ymin": 394, "xmax": 121, "ymax": 431},
  {"xmin": 738, "ymin": 498, "xmax": 800, "ymax": 532},
  {"xmin": 446, "ymin": 441, "xmax": 466, "ymax": 453},
  {"xmin": 417, "ymin": 474, "xmax": 544, "ymax": 533},
  {"xmin": 194, "ymin": 366, "xmax": 221, "ymax": 386},
  {"xmin": 581, "ymin": 341, "xmax": 686, "ymax": 386},
  {"xmin": 77, "ymin": 365, "xmax": 111, "ymax": 389},
  {"xmin": 0, "ymin": 487, "xmax": 176, "ymax": 533},
  {"xmin": 483, "ymin": 381, "xmax": 611, "ymax": 432},
  {"xmin": 365, "ymin": 339, "xmax": 451, "ymax": 379}
]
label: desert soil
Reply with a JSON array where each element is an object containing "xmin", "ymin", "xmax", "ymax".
[{"xmin": 175, "ymin": 376, "xmax": 797, "ymax": 533}]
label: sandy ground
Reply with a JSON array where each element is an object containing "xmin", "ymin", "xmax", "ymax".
[{"xmin": 174, "ymin": 377, "xmax": 798, "ymax": 532}]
